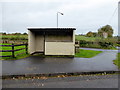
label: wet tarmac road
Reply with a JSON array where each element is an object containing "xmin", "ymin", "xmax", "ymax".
[
  {"xmin": 2, "ymin": 74, "xmax": 118, "ymax": 88},
  {"xmin": 2, "ymin": 48, "xmax": 118, "ymax": 75}
]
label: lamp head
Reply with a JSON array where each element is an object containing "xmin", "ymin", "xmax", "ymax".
[
  {"xmin": 57, "ymin": 12, "xmax": 64, "ymax": 15},
  {"xmin": 61, "ymin": 13, "xmax": 64, "ymax": 15}
]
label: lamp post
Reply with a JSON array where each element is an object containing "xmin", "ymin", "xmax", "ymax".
[{"xmin": 57, "ymin": 12, "xmax": 64, "ymax": 27}]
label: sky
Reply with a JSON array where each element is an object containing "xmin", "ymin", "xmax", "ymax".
[{"xmin": 0, "ymin": 0, "xmax": 119, "ymax": 35}]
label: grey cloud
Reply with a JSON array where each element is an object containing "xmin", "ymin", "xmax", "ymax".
[{"xmin": 1, "ymin": 1, "xmax": 118, "ymax": 35}]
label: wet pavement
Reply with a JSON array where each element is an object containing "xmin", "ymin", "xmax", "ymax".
[
  {"xmin": 3, "ymin": 74, "xmax": 118, "ymax": 88},
  {"xmin": 2, "ymin": 48, "xmax": 118, "ymax": 76}
]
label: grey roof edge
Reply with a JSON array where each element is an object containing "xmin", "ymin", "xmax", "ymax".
[{"xmin": 27, "ymin": 27, "xmax": 76, "ymax": 30}]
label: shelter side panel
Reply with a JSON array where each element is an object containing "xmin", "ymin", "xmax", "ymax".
[
  {"xmin": 45, "ymin": 42, "xmax": 75, "ymax": 55},
  {"xmin": 28, "ymin": 31, "xmax": 36, "ymax": 54}
]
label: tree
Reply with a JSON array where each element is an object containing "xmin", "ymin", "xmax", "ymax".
[
  {"xmin": 98, "ymin": 25, "xmax": 114, "ymax": 38},
  {"xmin": 2, "ymin": 32, "xmax": 6, "ymax": 35},
  {"xmin": 86, "ymin": 31, "xmax": 97, "ymax": 37},
  {"xmin": 23, "ymin": 33, "xmax": 27, "ymax": 35},
  {"xmin": 92, "ymin": 32, "xmax": 97, "ymax": 37},
  {"xmin": 86, "ymin": 31, "xmax": 93, "ymax": 37},
  {"xmin": 12, "ymin": 33, "xmax": 21, "ymax": 35}
]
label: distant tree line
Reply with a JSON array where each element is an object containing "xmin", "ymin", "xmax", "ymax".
[
  {"xmin": 0, "ymin": 32, "xmax": 28, "ymax": 35},
  {"xmin": 76, "ymin": 25, "xmax": 119, "ymax": 49},
  {"xmin": 86, "ymin": 25, "xmax": 114, "ymax": 38}
]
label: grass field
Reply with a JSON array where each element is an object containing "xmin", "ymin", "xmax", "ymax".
[
  {"xmin": 75, "ymin": 35, "xmax": 118, "ymax": 42},
  {"xmin": 2, "ymin": 35, "xmax": 28, "ymax": 40},
  {"xmin": 2, "ymin": 34, "xmax": 118, "ymax": 43},
  {"xmin": 113, "ymin": 53, "xmax": 120, "ymax": 69},
  {"xmin": 75, "ymin": 35, "xmax": 102, "ymax": 41},
  {"xmin": 75, "ymin": 49, "xmax": 102, "ymax": 58},
  {"xmin": 75, "ymin": 35, "xmax": 118, "ymax": 49},
  {"xmin": 0, "ymin": 43, "xmax": 29, "ymax": 60},
  {"xmin": 2, "ymin": 34, "xmax": 28, "ymax": 38}
]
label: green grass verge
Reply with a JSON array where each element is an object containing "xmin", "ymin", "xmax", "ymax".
[
  {"xmin": 75, "ymin": 49, "xmax": 102, "ymax": 58},
  {"xmin": 113, "ymin": 53, "xmax": 120, "ymax": 69}
]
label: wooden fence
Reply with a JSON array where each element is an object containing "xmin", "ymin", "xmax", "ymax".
[{"xmin": 0, "ymin": 43, "xmax": 28, "ymax": 58}]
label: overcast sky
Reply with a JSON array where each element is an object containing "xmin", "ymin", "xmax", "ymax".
[{"xmin": 0, "ymin": 0, "xmax": 119, "ymax": 35}]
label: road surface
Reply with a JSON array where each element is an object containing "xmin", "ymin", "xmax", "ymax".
[{"xmin": 2, "ymin": 74, "xmax": 118, "ymax": 88}]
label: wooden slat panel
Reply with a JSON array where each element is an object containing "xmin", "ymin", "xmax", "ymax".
[
  {"xmin": 0, "ymin": 50, "xmax": 13, "ymax": 52},
  {"xmin": 0, "ymin": 44, "xmax": 28, "ymax": 47},
  {"xmin": 0, "ymin": 45, "xmax": 12, "ymax": 47},
  {"xmin": 0, "ymin": 55, "xmax": 12, "ymax": 57}
]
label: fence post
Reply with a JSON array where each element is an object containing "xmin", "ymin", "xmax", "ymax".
[
  {"xmin": 25, "ymin": 43, "xmax": 28, "ymax": 54},
  {"xmin": 12, "ymin": 43, "xmax": 15, "ymax": 58}
]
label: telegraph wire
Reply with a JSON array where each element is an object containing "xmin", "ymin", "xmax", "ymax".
[{"xmin": 108, "ymin": 6, "xmax": 118, "ymax": 24}]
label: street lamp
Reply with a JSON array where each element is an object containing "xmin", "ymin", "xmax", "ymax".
[{"xmin": 57, "ymin": 12, "xmax": 64, "ymax": 27}]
